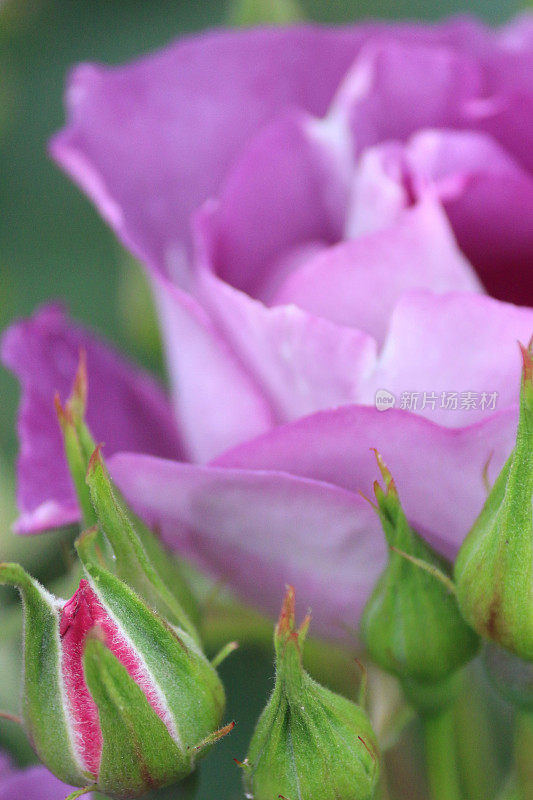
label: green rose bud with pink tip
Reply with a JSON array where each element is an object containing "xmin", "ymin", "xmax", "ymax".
[
  {"xmin": 455, "ymin": 342, "xmax": 533, "ymax": 662},
  {"xmin": 0, "ymin": 529, "xmax": 232, "ymax": 799},
  {"xmin": 242, "ymin": 586, "xmax": 379, "ymax": 800}
]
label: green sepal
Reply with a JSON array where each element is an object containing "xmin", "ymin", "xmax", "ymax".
[
  {"xmin": 75, "ymin": 529, "xmax": 225, "ymax": 753},
  {"xmin": 360, "ymin": 453, "xmax": 479, "ymax": 693},
  {"xmin": 193, "ymin": 720, "xmax": 236, "ymax": 754},
  {"xmin": 244, "ymin": 587, "xmax": 379, "ymax": 800},
  {"xmin": 124, "ymin": 494, "xmax": 200, "ymax": 631},
  {"xmin": 0, "ymin": 563, "xmax": 86, "ymax": 786},
  {"xmin": 55, "ymin": 355, "xmax": 113, "ymax": 566},
  {"xmin": 211, "ymin": 640, "xmax": 239, "ymax": 669},
  {"xmin": 64, "ymin": 787, "xmax": 95, "ymax": 800},
  {"xmin": 122, "ymin": 500, "xmax": 200, "ymax": 632},
  {"xmin": 57, "ymin": 354, "xmax": 199, "ymax": 630},
  {"xmin": 83, "ymin": 636, "xmax": 189, "ymax": 798},
  {"xmin": 455, "ymin": 344, "xmax": 533, "ymax": 660},
  {"xmin": 273, "ymin": 585, "xmax": 311, "ymax": 694},
  {"xmin": 55, "ymin": 385, "xmax": 96, "ymax": 531},
  {"xmin": 85, "ymin": 448, "xmax": 199, "ymax": 642}
]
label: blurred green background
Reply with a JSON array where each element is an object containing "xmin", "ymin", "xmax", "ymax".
[{"xmin": 0, "ymin": 0, "xmax": 523, "ymax": 798}]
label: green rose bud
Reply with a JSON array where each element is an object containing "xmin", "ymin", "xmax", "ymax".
[
  {"xmin": 360, "ymin": 452, "xmax": 479, "ymax": 710},
  {"xmin": 242, "ymin": 586, "xmax": 379, "ymax": 800},
  {"xmin": 455, "ymin": 343, "xmax": 533, "ymax": 661},
  {"xmin": 0, "ymin": 529, "xmax": 232, "ymax": 799}
]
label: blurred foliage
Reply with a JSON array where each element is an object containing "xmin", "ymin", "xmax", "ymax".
[
  {"xmin": 0, "ymin": 0, "xmax": 524, "ymax": 798},
  {"xmin": 228, "ymin": 0, "xmax": 304, "ymax": 25}
]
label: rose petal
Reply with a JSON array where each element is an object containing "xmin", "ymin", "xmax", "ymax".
[
  {"xmin": 214, "ymin": 403, "xmax": 518, "ymax": 557},
  {"xmin": 364, "ymin": 291, "xmax": 533, "ymax": 425},
  {"xmin": 48, "ymin": 19, "xmax": 522, "ymax": 280},
  {"xmin": 50, "ymin": 26, "xmax": 382, "ymax": 278},
  {"xmin": 151, "ymin": 273, "xmax": 274, "ymax": 462},
  {"xmin": 197, "ymin": 270, "xmax": 377, "ymax": 423},
  {"xmin": 1, "ymin": 305, "xmax": 182, "ymax": 533},
  {"xmin": 0, "ymin": 755, "xmax": 11, "ymax": 782},
  {"xmin": 0, "ymin": 764, "xmax": 87, "ymax": 800},
  {"xmin": 110, "ymin": 399, "xmax": 519, "ymax": 633},
  {"xmin": 468, "ymin": 90, "xmax": 533, "ymax": 175},
  {"xmin": 330, "ymin": 28, "xmax": 533, "ymax": 187},
  {"xmin": 412, "ymin": 130, "xmax": 533, "ymax": 305},
  {"xmin": 110, "ymin": 453, "xmax": 385, "ymax": 637},
  {"xmin": 275, "ymin": 200, "xmax": 482, "ymax": 344},
  {"xmin": 363, "ymin": 129, "xmax": 533, "ymax": 306},
  {"xmin": 196, "ymin": 111, "xmax": 349, "ymax": 302},
  {"xmin": 494, "ymin": 12, "xmax": 533, "ymax": 96},
  {"xmin": 330, "ymin": 40, "xmax": 483, "ymax": 151},
  {"xmin": 344, "ymin": 141, "xmax": 409, "ymax": 238},
  {"xmin": 193, "ymin": 283, "xmax": 532, "ymax": 431}
]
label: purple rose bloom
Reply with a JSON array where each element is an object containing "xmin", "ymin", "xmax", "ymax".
[
  {"xmin": 0, "ymin": 753, "xmax": 89, "ymax": 800},
  {"xmin": 4, "ymin": 16, "xmax": 533, "ymax": 634}
]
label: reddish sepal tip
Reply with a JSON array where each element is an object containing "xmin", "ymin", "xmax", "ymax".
[
  {"xmin": 276, "ymin": 585, "xmax": 296, "ymax": 637},
  {"xmin": 71, "ymin": 348, "xmax": 88, "ymax": 407},
  {"xmin": 518, "ymin": 340, "xmax": 533, "ymax": 385},
  {"xmin": 87, "ymin": 444, "xmax": 105, "ymax": 477}
]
